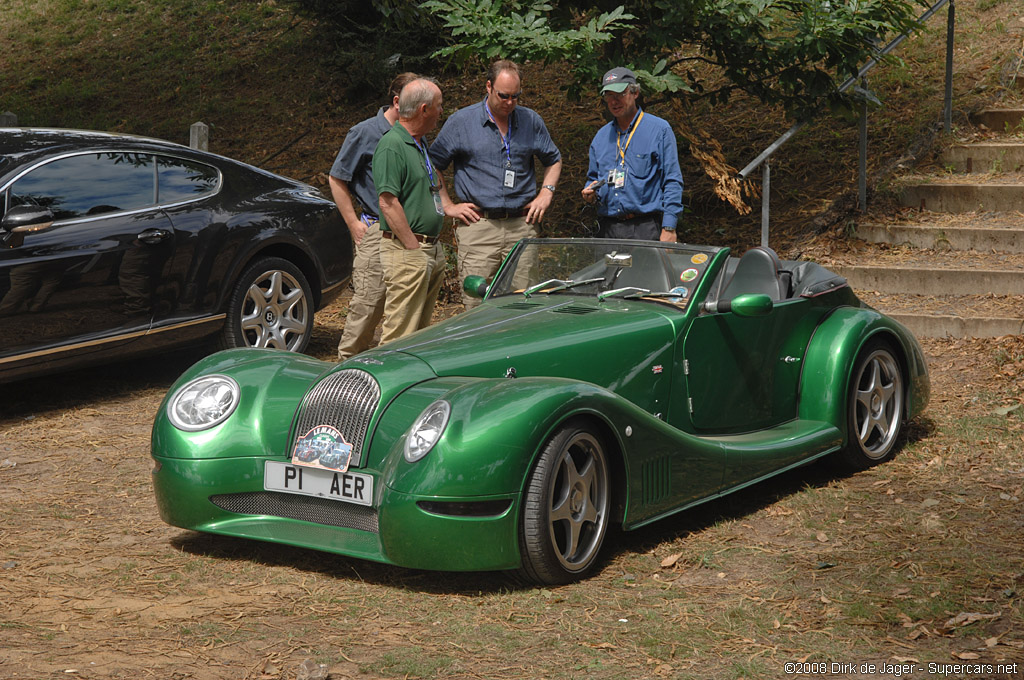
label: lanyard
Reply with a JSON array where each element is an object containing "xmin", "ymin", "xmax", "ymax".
[
  {"xmin": 484, "ymin": 101, "xmax": 513, "ymax": 168},
  {"xmin": 412, "ymin": 135, "xmax": 437, "ymax": 188},
  {"xmin": 616, "ymin": 109, "xmax": 645, "ymax": 166}
]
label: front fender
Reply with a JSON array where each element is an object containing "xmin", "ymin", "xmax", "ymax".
[
  {"xmin": 152, "ymin": 348, "xmax": 333, "ymax": 461},
  {"xmin": 377, "ymin": 377, "xmax": 727, "ymax": 528},
  {"xmin": 379, "ymin": 378, "xmax": 620, "ymax": 498}
]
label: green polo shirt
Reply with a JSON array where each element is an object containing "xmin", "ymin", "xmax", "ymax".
[{"xmin": 372, "ymin": 122, "xmax": 444, "ymax": 237}]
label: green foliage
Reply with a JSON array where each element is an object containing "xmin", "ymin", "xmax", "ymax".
[
  {"xmin": 281, "ymin": 0, "xmax": 445, "ymax": 93},
  {"xmin": 419, "ymin": 0, "xmax": 930, "ymax": 117}
]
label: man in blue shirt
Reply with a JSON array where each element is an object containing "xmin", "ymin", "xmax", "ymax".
[
  {"xmin": 329, "ymin": 72, "xmax": 418, "ymax": 359},
  {"xmin": 430, "ymin": 60, "xmax": 562, "ymax": 308},
  {"xmin": 582, "ymin": 67, "xmax": 684, "ymax": 242}
]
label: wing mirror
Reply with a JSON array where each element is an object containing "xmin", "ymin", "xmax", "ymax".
[
  {"xmin": 463, "ymin": 275, "xmax": 489, "ymax": 299},
  {"xmin": 702, "ymin": 293, "xmax": 773, "ymax": 317},
  {"xmin": 2, "ymin": 205, "xmax": 54, "ymax": 248}
]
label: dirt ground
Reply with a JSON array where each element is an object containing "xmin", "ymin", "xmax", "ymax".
[{"xmin": 1, "ymin": 293, "xmax": 1022, "ymax": 680}]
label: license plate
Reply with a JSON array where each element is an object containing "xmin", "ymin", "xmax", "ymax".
[{"xmin": 264, "ymin": 461, "xmax": 373, "ymax": 507}]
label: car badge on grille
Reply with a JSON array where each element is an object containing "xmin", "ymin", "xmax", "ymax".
[{"xmin": 291, "ymin": 425, "xmax": 354, "ymax": 473}]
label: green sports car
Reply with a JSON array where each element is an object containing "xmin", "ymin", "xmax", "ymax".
[{"xmin": 151, "ymin": 238, "xmax": 929, "ymax": 584}]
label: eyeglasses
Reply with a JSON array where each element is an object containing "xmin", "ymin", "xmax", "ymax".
[{"xmin": 496, "ymin": 91, "xmax": 522, "ymax": 101}]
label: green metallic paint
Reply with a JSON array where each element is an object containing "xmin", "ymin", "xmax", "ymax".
[
  {"xmin": 152, "ymin": 348, "xmax": 332, "ymax": 462},
  {"xmin": 151, "ymin": 240, "xmax": 930, "ymax": 578},
  {"xmin": 375, "ymin": 297, "xmax": 682, "ymax": 418},
  {"xmin": 799, "ymin": 305, "xmax": 930, "ymax": 440}
]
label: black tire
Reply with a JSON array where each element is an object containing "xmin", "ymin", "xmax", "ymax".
[
  {"xmin": 838, "ymin": 342, "xmax": 905, "ymax": 470},
  {"xmin": 220, "ymin": 257, "xmax": 313, "ymax": 353},
  {"xmin": 518, "ymin": 420, "xmax": 611, "ymax": 585}
]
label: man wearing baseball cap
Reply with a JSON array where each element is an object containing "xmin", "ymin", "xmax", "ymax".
[{"xmin": 581, "ymin": 67, "xmax": 684, "ymax": 241}]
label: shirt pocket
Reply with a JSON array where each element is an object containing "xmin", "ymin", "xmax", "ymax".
[{"xmin": 628, "ymin": 152, "xmax": 657, "ymax": 180}]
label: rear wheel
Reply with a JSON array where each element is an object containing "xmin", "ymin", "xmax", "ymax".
[
  {"xmin": 221, "ymin": 257, "xmax": 313, "ymax": 353},
  {"xmin": 518, "ymin": 420, "xmax": 610, "ymax": 585},
  {"xmin": 839, "ymin": 342, "xmax": 905, "ymax": 470}
]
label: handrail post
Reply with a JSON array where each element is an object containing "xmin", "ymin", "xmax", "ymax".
[
  {"xmin": 944, "ymin": 0, "xmax": 955, "ymax": 133},
  {"xmin": 859, "ymin": 78, "xmax": 868, "ymax": 213},
  {"xmin": 761, "ymin": 158, "xmax": 770, "ymax": 248}
]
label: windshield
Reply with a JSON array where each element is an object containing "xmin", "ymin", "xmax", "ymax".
[{"xmin": 489, "ymin": 238, "xmax": 723, "ymax": 306}]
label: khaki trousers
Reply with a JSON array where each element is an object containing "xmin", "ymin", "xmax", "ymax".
[
  {"xmin": 379, "ymin": 238, "xmax": 446, "ymax": 344},
  {"xmin": 337, "ymin": 222, "xmax": 386, "ymax": 360},
  {"xmin": 456, "ymin": 216, "xmax": 537, "ymax": 309}
]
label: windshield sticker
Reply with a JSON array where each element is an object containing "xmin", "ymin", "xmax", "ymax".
[
  {"xmin": 691, "ymin": 253, "xmax": 708, "ymax": 264},
  {"xmin": 680, "ymin": 268, "xmax": 699, "ymax": 282},
  {"xmin": 291, "ymin": 425, "xmax": 354, "ymax": 472},
  {"xmin": 670, "ymin": 286, "xmax": 689, "ymax": 299}
]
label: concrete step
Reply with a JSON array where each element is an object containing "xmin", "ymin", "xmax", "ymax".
[
  {"xmin": 970, "ymin": 108, "xmax": 1024, "ymax": 131},
  {"xmin": 899, "ymin": 183, "xmax": 1024, "ymax": 212},
  {"xmin": 835, "ymin": 264, "xmax": 1024, "ymax": 295},
  {"xmin": 942, "ymin": 143, "xmax": 1024, "ymax": 173},
  {"xmin": 855, "ymin": 222, "xmax": 1024, "ymax": 252},
  {"xmin": 884, "ymin": 312, "xmax": 1023, "ymax": 338},
  {"xmin": 854, "ymin": 291, "xmax": 1024, "ymax": 338}
]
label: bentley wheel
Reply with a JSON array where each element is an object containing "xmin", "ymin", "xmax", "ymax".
[
  {"xmin": 221, "ymin": 257, "xmax": 313, "ymax": 353},
  {"xmin": 840, "ymin": 342, "xmax": 905, "ymax": 470},
  {"xmin": 519, "ymin": 420, "xmax": 610, "ymax": 585}
]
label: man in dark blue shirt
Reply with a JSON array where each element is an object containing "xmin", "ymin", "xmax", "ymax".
[
  {"xmin": 430, "ymin": 60, "xmax": 562, "ymax": 308},
  {"xmin": 582, "ymin": 67, "xmax": 684, "ymax": 242},
  {"xmin": 329, "ymin": 72, "xmax": 418, "ymax": 359}
]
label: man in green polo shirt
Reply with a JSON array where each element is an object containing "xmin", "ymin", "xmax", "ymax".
[{"xmin": 372, "ymin": 77, "xmax": 455, "ymax": 343}]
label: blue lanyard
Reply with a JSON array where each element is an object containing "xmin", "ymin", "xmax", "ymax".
[
  {"xmin": 412, "ymin": 136, "xmax": 437, "ymax": 187},
  {"xmin": 484, "ymin": 101, "xmax": 513, "ymax": 168}
]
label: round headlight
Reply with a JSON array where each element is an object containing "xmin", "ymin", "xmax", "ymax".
[
  {"xmin": 167, "ymin": 374, "xmax": 240, "ymax": 432},
  {"xmin": 404, "ymin": 400, "xmax": 451, "ymax": 463}
]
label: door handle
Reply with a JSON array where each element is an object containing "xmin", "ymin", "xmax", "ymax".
[
  {"xmin": 782, "ymin": 356, "xmax": 801, "ymax": 364},
  {"xmin": 137, "ymin": 228, "xmax": 171, "ymax": 245}
]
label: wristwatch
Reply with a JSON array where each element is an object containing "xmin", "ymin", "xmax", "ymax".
[{"xmin": 543, "ymin": 184, "xmax": 556, "ymax": 193}]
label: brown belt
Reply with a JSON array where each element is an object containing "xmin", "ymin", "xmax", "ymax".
[{"xmin": 381, "ymin": 230, "xmax": 439, "ymax": 245}]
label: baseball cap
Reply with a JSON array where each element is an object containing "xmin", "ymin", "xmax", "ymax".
[{"xmin": 600, "ymin": 67, "xmax": 637, "ymax": 94}]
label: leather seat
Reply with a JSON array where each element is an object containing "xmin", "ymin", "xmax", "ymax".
[{"xmin": 720, "ymin": 246, "xmax": 785, "ymax": 302}]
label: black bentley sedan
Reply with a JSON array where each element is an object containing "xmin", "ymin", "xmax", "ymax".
[{"xmin": 0, "ymin": 128, "xmax": 351, "ymax": 383}]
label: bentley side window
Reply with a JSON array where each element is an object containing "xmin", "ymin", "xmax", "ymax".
[
  {"xmin": 8, "ymin": 153, "xmax": 156, "ymax": 222},
  {"xmin": 156, "ymin": 156, "xmax": 219, "ymax": 204}
]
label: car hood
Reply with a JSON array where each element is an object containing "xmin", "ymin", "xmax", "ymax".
[{"xmin": 354, "ymin": 297, "xmax": 683, "ymax": 414}]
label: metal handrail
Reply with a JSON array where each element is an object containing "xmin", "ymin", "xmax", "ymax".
[{"xmin": 738, "ymin": 0, "xmax": 955, "ymax": 247}]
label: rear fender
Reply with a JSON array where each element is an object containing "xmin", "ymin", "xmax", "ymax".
[{"xmin": 799, "ymin": 307, "xmax": 930, "ymax": 437}]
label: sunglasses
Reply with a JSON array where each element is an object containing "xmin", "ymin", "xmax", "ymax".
[{"xmin": 496, "ymin": 91, "xmax": 522, "ymax": 101}]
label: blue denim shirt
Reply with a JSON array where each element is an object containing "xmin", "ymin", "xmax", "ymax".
[
  {"xmin": 586, "ymin": 109, "xmax": 684, "ymax": 229},
  {"xmin": 429, "ymin": 100, "xmax": 561, "ymax": 210},
  {"xmin": 329, "ymin": 106, "xmax": 393, "ymax": 218}
]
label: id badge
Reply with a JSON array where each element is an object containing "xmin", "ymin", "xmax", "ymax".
[
  {"xmin": 431, "ymin": 188, "xmax": 444, "ymax": 216},
  {"xmin": 613, "ymin": 167, "xmax": 626, "ymax": 189},
  {"xmin": 504, "ymin": 168, "xmax": 516, "ymax": 189}
]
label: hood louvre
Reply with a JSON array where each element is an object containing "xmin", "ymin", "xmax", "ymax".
[{"xmin": 552, "ymin": 305, "xmax": 598, "ymax": 315}]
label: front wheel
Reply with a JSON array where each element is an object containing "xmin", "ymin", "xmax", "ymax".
[
  {"xmin": 220, "ymin": 257, "xmax": 314, "ymax": 353},
  {"xmin": 518, "ymin": 420, "xmax": 611, "ymax": 585},
  {"xmin": 838, "ymin": 342, "xmax": 905, "ymax": 470}
]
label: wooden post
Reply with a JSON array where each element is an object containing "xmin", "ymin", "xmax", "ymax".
[
  {"xmin": 0, "ymin": 112, "xmax": 17, "ymax": 126},
  {"xmin": 189, "ymin": 122, "xmax": 209, "ymax": 151}
]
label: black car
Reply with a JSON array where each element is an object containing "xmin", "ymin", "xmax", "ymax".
[{"xmin": 0, "ymin": 128, "xmax": 351, "ymax": 383}]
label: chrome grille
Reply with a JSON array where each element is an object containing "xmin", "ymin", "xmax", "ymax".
[
  {"xmin": 293, "ymin": 369, "xmax": 380, "ymax": 467},
  {"xmin": 211, "ymin": 491, "xmax": 379, "ymax": 533}
]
